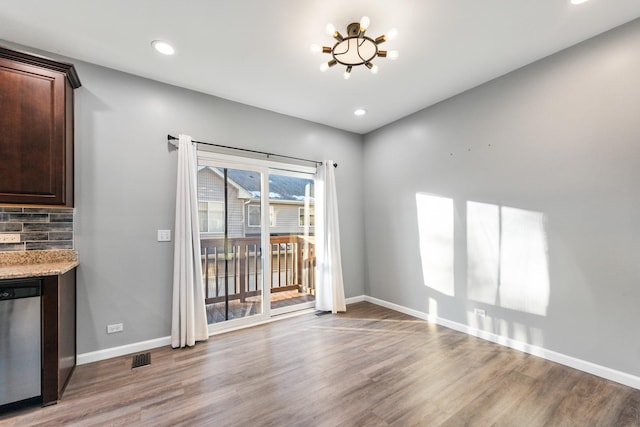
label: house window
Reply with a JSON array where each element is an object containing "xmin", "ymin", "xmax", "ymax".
[
  {"xmin": 248, "ymin": 205, "xmax": 274, "ymax": 227},
  {"xmin": 299, "ymin": 207, "xmax": 315, "ymax": 227},
  {"xmin": 199, "ymin": 201, "xmax": 224, "ymax": 233}
]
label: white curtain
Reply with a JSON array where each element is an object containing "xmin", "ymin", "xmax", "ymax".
[
  {"xmin": 171, "ymin": 134, "xmax": 209, "ymax": 348},
  {"xmin": 315, "ymin": 161, "xmax": 346, "ymax": 313}
]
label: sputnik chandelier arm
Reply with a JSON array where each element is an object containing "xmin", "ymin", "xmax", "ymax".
[{"xmin": 314, "ymin": 16, "xmax": 398, "ymax": 79}]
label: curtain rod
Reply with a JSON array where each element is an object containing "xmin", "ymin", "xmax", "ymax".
[{"xmin": 167, "ymin": 134, "xmax": 337, "ymax": 168}]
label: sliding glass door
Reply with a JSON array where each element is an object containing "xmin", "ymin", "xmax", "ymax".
[
  {"xmin": 268, "ymin": 170, "xmax": 316, "ymax": 315},
  {"xmin": 197, "ymin": 152, "xmax": 317, "ymax": 330},
  {"xmin": 198, "ymin": 160, "xmax": 270, "ymax": 327}
]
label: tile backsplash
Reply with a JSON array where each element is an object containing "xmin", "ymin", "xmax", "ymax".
[{"xmin": 0, "ymin": 206, "xmax": 74, "ymax": 251}]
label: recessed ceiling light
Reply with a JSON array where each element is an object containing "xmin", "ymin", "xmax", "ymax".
[
  {"xmin": 151, "ymin": 40, "xmax": 175, "ymax": 55},
  {"xmin": 354, "ymin": 109, "xmax": 367, "ymax": 116},
  {"xmin": 570, "ymin": 0, "xmax": 589, "ymax": 4}
]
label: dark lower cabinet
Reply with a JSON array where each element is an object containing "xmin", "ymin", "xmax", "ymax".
[{"xmin": 41, "ymin": 268, "xmax": 76, "ymax": 405}]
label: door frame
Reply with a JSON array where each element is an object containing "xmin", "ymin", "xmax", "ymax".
[
  {"xmin": 198, "ymin": 150, "xmax": 317, "ymax": 334},
  {"xmin": 268, "ymin": 168, "xmax": 317, "ymax": 316}
]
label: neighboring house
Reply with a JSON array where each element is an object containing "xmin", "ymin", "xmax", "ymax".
[
  {"xmin": 197, "ymin": 167, "xmax": 314, "ymax": 238},
  {"xmin": 197, "ymin": 167, "xmax": 250, "ymax": 238}
]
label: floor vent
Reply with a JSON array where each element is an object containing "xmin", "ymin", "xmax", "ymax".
[{"xmin": 131, "ymin": 352, "xmax": 151, "ymax": 369}]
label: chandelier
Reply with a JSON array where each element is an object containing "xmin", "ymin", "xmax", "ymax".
[{"xmin": 314, "ymin": 16, "xmax": 398, "ymax": 79}]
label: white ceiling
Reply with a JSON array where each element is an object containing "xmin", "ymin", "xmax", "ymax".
[{"xmin": 1, "ymin": 0, "xmax": 640, "ymax": 134}]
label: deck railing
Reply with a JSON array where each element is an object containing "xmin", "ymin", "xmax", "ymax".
[{"xmin": 200, "ymin": 235, "xmax": 316, "ymax": 305}]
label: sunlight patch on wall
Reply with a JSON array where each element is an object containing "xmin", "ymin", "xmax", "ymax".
[
  {"xmin": 468, "ymin": 310, "xmax": 494, "ymax": 331},
  {"xmin": 428, "ymin": 297, "xmax": 439, "ymax": 319},
  {"xmin": 416, "ymin": 193, "xmax": 455, "ymax": 296},
  {"xmin": 466, "ymin": 314, "xmax": 545, "ymax": 349},
  {"xmin": 467, "ymin": 201, "xmax": 550, "ymax": 316},
  {"xmin": 500, "ymin": 206, "xmax": 550, "ymax": 316},
  {"xmin": 467, "ymin": 202, "xmax": 500, "ymax": 305}
]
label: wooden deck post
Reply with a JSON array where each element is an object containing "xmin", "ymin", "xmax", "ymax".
[{"xmin": 238, "ymin": 242, "xmax": 246, "ymax": 303}]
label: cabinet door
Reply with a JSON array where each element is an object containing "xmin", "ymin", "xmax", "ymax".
[{"xmin": 0, "ymin": 58, "xmax": 69, "ymax": 205}]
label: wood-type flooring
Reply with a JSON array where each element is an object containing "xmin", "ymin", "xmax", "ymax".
[{"xmin": 2, "ymin": 301, "xmax": 639, "ymax": 426}]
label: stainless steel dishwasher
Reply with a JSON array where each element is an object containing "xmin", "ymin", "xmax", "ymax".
[{"xmin": 0, "ymin": 278, "xmax": 42, "ymax": 408}]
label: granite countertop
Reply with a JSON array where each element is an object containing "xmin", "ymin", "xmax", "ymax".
[{"xmin": 0, "ymin": 249, "xmax": 79, "ymax": 280}]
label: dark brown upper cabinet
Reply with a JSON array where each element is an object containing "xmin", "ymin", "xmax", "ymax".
[{"xmin": 0, "ymin": 47, "xmax": 81, "ymax": 206}]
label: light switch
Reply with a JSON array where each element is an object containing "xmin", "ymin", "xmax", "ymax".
[{"xmin": 157, "ymin": 229, "xmax": 171, "ymax": 242}]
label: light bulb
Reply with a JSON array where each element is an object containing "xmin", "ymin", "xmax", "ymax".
[
  {"xmin": 388, "ymin": 50, "xmax": 399, "ymax": 60},
  {"xmin": 326, "ymin": 23, "xmax": 336, "ymax": 35},
  {"xmin": 354, "ymin": 109, "xmax": 367, "ymax": 116},
  {"xmin": 571, "ymin": 0, "xmax": 588, "ymax": 3},
  {"xmin": 344, "ymin": 71, "xmax": 351, "ymax": 80},
  {"xmin": 370, "ymin": 64, "xmax": 379, "ymax": 74},
  {"xmin": 320, "ymin": 62, "xmax": 330, "ymax": 72},
  {"xmin": 310, "ymin": 44, "xmax": 322, "ymax": 54},
  {"xmin": 386, "ymin": 28, "xmax": 398, "ymax": 41},
  {"xmin": 360, "ymin": 16, "xmax": 370, "ymax": 30}
]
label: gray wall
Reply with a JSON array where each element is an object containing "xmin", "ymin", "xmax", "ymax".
[
  {"xmin": 363, "ymin": 18, "xmax": 640, "ymax": 376},
  {"xmin": 5, "ymin": 16, "xmax": 639, "ymax": 376},
  {"xmin": 0, "ymin": 51, "xmax": 360, "ymax": 354}
]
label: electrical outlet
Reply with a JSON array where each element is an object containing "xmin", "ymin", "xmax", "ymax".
[
  {"xmin": 0, "ymin": 233, "xmax": 20, "ymax": 243},
  {"xmin": 474, "ymin": 308, "xmax": 486, "ymax": 318},
  {"xmin": 157, "ymin": 229, "xmax": 171, "ymax": 242},
  {"xmin": 107, "ymin": 323, "xmax": 124, "ymax": 334}
]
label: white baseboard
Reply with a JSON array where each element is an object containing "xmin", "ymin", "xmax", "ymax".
[
  {"xmin": 78, "ymin": 294, "xmax": 639, "ymax": 390},
  {"xmin": 77, "ymin": 336, "xmax": 172, "ymax": 365},
  {"xmin": 346, "ymin": 295, "xmax": 365, "ymax": 304},
  {"xmin": 77, "ymin": 298, "xmax": 364, "ymax": 365},
  {"xmin": 362, "ymin": 295, "xmax": 640, "ymax": 390}
]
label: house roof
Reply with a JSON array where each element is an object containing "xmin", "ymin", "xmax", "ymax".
[
  {"xmin": 198, "ymin": 167, "xmax": 253, "ymax": 199},
  {"xmin": 224, "ymin": 169, "xmax": 314, "ymax": 202}
]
